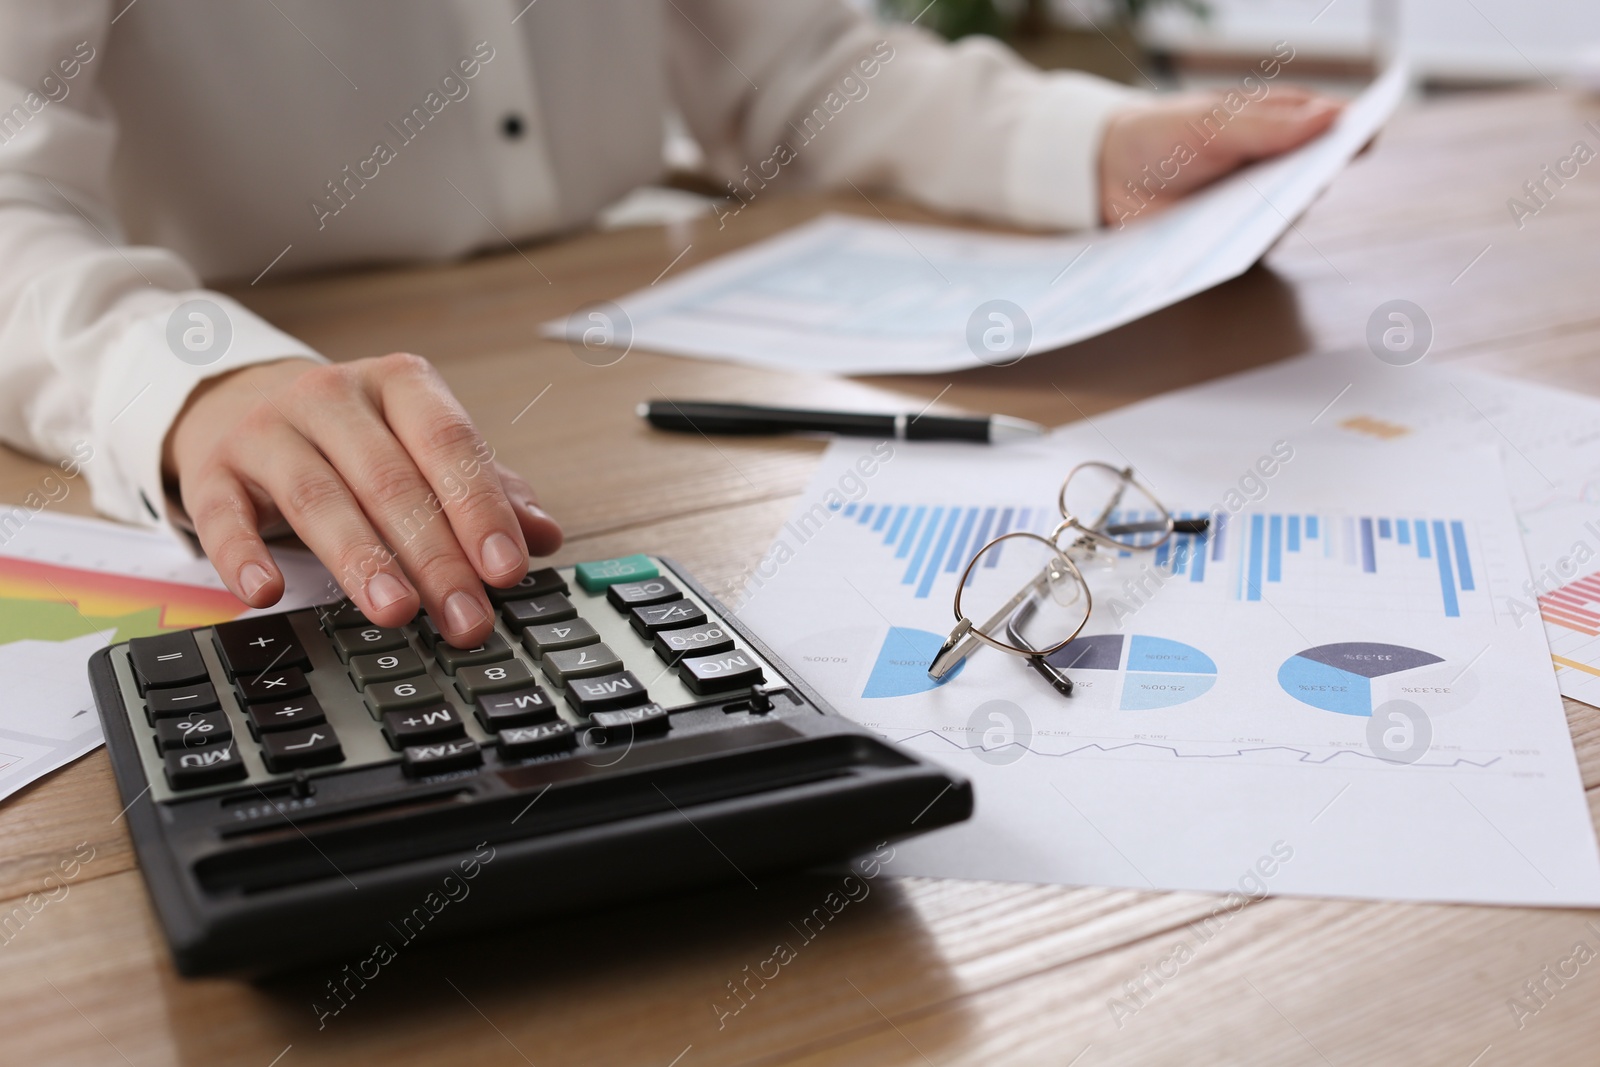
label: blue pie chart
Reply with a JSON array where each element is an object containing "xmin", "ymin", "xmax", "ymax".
[
  {"xmin": 1277, "ymin": 642, "xmax": 1444, "ymax": 717},
  {"xmin": 1044, "ymin": 633, "xmax": 1217, "ymax": 710}
]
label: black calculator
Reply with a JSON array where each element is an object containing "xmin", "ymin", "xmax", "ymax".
[{"xmin": 89, "ymin": 554, "xmax": 972, "ymax": 976}]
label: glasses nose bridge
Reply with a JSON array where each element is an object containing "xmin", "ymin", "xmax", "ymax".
[{"xmin": 1048, "ymin": 517, "xmax": 1080, "ymax": 545}]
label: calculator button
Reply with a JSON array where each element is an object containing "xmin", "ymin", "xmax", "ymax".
[
  {"xmin": 543, "ymin": 644, "xmax": 624, "ymax": 687},
  {"xmin": 334, "ymin": 626, "xmax": 410, "ymax": 661},
  {"xmin": 630, "ymin": 600, "xmax": 707, "ymax": 636},
  {"xmin": 455, "ymin": 659, "xmax": 535, "ymax": 701},
  {"xmin": 475, "ymin": 685, "xmax": 558, "ymax": 731},
  {"xmin": 575, "ymin": 555, "xmax": 658, "ymax": 592},
  {"xmin": 212, "ymin": 616, "xmax": 310, "ymax": 677},
  {"xmin": 485, "ymin": 568, "xmax": 568, "ymax": 604},
  {"xmin": 521, "ymin": 619, "xmax": 599, "ymax": 658},
  {"xmin": 498, "ymin": 722, "xmax": 577, "ymax": 759},
  {"xmin": 564, "ymin": 670, "xmax": 649, "ymax": 715},
  {"xmin": 403, "ymin": 739, "xmax": 482, "ymax": 776},
  {"xmin": 146, "ymin": 681, "xmax": 221, "ymax": 720},
  {"xmin": 236, "ymin": 666, "xmax": 311, "ymax": 705},
  {"xmin": 164, "ymin": 743, "xmax": 246, "ymax": 789},
  {"xmin": 260, "ymin": 725, "xmax": 344, "ymax": 772},
  {"xmin": 607, "ymin": 578, "xmax": 681, "ymax": 611},
  {"xmin": 434, "ymin": 633, "xmax": 513, "ymax": 674},
  {"xmin": 383, "ymin": 705, "xmax": 466, "ymax": 749},
  {"xmin": 589, "ymin": 703, "xmax": 670, "ymax": 741},
  {"xmin": 127, "ymin": 632, "xmax": 209, "ymax": 693},
  {"xmin": 678, "ymin": 649, "xmax": 765, "ymax": 694},
  {"xmin": 246, "ymin": 696, "xmax": 326, "ymax": 736},
  {"xmin": 349, "ymin": 648, "xmax": 426, "ymax": 689},
  {"xmin": 414, "ymin": 614, "xmax": 447, "ymax": 649},
  {"xmin": 316, "ymin": 600, "xmax": 370, "ymax": 631},
  {"xmin": 364, "ymin": 674, "xmax": 445, "ymax": 714},
  {"xmin": 653, "ymin": 623, "xmax": 736, "ymax": 665},
  {"xmin": 502, "ymin": 592, "xmax": 578, "ymax": 630},
  {"xmin": 154, "ymin": 710, "xmax": 233, "ymax": 752}
]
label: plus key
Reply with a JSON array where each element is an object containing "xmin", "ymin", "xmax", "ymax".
[{"xmin": 212, "ymin": 615, "xmax": 311, "ymax": 678}]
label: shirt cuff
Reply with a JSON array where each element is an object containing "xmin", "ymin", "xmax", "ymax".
[
  {"xmin": 1005, "ymin": 72, "xmax": 1145, "ymax": 231},
  {"xmin": 87, "ymin": 292, "xmax": 325, "ymax": 542}
]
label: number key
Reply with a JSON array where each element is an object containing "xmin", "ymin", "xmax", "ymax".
[
  {"xmin": 542, "ymin": 643, "xmax": 623, "ymax": 687},
  {"xmin": 364, "ymin": 674, "xmax": 444, "ymax": 715},
  {"xmin": 335, "ymin": 626, "xmax": 409, "ymax": 661},
  {"xmin": 455, "ymin": 659, "xmax": 535, "ymax": 701},
  {"xmin": 653, "ymin": 622, "xmax": 736, "ymax": 665},
  {"xmin": 349, "ymin": 647, "xmax": 426, "ymax": 689},
  {"xmin": 434, "ymin": 633, "xmax": 513, "ymax": 674},
  {"xmin": 521, "ymin": 618, "xmax": 599, "ymax": 659}
]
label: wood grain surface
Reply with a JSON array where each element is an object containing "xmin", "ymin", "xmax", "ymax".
[{"xmin": 2, "ymin": 88, "xmax": 1598, "ymax": 1066}]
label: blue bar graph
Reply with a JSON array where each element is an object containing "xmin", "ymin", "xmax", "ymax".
[
  {"xmin": 895, "ymin": 507, "xmax": 927, "ymax": 559},
  {"xmin": 903, "ymin": 507, "xmax": 944, "ymax": 582},
  {"xmin": 846, "ymin": 502, "xmax": 1480, "ymax": 614},
  {"xmin": 943, "ymin": 508, "xmax": 979, "ymax": 573},
  {"xmin": 1432, "ymin": 520, "xmax": 1459, "ymax": 617},
  {"xmin": 1247, "ymin": 513, "xmax": 1266, "ymax": 601},
  {"xmin": 1451, "ymin": 520, "xmax": 1475, "ymax": 591},
  {"xmin": 913, "ymin": 509, "xmax": 960, "ymax": 594},
  {"xmin": 883, "ymin": 505, "xmax": 908, "ymax": 544},
  {"xmin": 1267, "ymin": 515, "xmax": 1284, "ymax": 582}
]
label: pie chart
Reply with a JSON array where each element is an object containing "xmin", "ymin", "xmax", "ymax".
[
  {"xmin": 1277, "ymin": 643, "xmax": 1445, "ymax": 717},
  {"xmin": 1043, "ymin": 633, "xmax": 1217, "ymax": 710}
]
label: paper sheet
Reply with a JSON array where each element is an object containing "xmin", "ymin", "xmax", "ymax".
[
  {"xmin": 1138, "ymin": 352, "xmax": 1600, "ymax": 708},
  {"xmin": 0, "ymin": 511, "xmax": 329, "ymax": 804},
  {"xmin": 551, "ymin": 66, "xmax": 1408, "ymax": 374},
  {"xmin": 736, "ymin": 356, "xmax": 1600, "ymax": 905}
]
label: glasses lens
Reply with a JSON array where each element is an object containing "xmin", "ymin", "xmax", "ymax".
[
  {"xmin": 957, "ymin": 533, "xmax": 1089, "ymax": 655},
  {"xmin": 1060, "ymin": 463, "xmax": 1170, "ymax": 548}
]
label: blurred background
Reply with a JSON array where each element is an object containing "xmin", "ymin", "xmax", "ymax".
[{"xmin": 867, "ymin": 0, "xmax": 1600, "ymax": 93}]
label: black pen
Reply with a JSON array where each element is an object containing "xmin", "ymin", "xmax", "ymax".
[{"xmin": 638, "ymin": 401, "xmax": 1046, "ymax": 444}]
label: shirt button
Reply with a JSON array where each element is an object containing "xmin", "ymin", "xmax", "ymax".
[{"xmin": 501, "ymin": 113, "xmax": 525, "ymax": 140}]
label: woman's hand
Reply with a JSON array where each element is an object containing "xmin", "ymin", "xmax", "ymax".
[
  {"xmin": 163, "ymin": 353, "xmax": 562, "ymax": 648},
  {"xmin": 1099, "ymin": 86, "xmax": 1344, "ymax": 227}
]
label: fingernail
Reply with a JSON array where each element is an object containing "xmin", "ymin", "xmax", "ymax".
[
  {"xmin": 481, "ymin": 531, "xmax": 525, "ymax": 576},
  {"xmin": 368, "ymin": 572, "xmax": 409, "ymax": 610},
  {"xmin": 524, "ymin": 500, "xmax": 553, "ymax": 523},
  {"xmin": 240, "ymin": 562, "xmax": 272, "ymax": 599},
  {"xmin": 445, "ymin": 590, "xmax": 487, "ymax": 636}
]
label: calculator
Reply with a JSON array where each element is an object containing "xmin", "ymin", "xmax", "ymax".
[{"xmin": 89, "ymin": 554, "xmax": 972, "ymax": 976}]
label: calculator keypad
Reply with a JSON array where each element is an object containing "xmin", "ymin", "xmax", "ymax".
[{"xmin": 116, "ymin": 556, "xmax": 782, "ymax": 798}]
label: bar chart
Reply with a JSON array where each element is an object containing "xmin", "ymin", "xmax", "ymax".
[{"xmin": 838, "ymin": 499, "xmax": 1485, "ymax": 621}]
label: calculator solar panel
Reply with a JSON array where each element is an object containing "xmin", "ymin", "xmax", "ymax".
[{"xmin": 90, "ymin": 555, "xmax": 972, "ymax": 976}]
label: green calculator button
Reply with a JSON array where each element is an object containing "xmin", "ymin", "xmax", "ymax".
[{"xmin": 574, "ymin": 554, "xmax": 658, "ymax": 592}]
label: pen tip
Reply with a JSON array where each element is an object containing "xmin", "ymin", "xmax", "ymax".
[
  {"xmin": 990, "ymin": 415, "xmax": 1046, "ymax": 443},
  {"xmin": 635, "ymin": 402, "xmax": 650, "ymax": 419}
]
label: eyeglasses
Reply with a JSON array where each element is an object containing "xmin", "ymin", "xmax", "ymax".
[{"xmin": 927, "ymin": 461, "xmax": 1208, "ymax": 694}]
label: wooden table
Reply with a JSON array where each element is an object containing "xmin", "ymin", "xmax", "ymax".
[{"xmin": 4, "ymin": 87, "xmax": 1599, "ymax": 1066}]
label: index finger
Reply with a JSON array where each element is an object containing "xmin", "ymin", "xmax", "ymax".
[{"xmin": 368, "ymin": 354, "xmax": 528, "ymax": 587}]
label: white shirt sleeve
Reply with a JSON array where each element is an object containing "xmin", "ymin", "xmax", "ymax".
[
  {"xmin": 0, "ymin": 1, "xmax": 322, "ymax": 533},
  {"xmin": 664, "ymin": 0, "xmax": 1142, "ymax": 231}
]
